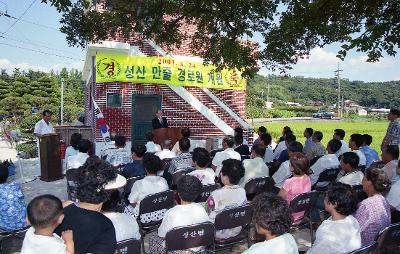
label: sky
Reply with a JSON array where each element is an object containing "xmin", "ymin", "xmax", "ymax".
[{"xmin": 1, "ymin": 0, "xmax": 399, "ymax": 82}]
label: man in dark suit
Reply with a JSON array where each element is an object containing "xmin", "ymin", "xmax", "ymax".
[{"xmin": 152, "ymin": 110, "xmax": 169, "ymax": 129}]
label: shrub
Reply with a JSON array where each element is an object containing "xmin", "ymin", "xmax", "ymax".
[
  {"xmin": 16, "ymin": 142, "xmax": 38, "ymax": 158},
  {"xmin": 270, "ymin": 109, "xmax": 297, "ymax": 118},
  {"xmin": 19, "ymin": 115, "xmax": 41, "ymax": 133}
]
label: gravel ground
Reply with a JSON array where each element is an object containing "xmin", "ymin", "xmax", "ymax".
[{"xmin": 1, "ymin": 140, "xmax": 67, "ymax": 203}]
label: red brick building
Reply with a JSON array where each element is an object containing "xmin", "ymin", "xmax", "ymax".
[{"xmin": 82, "ymin": 3, "xmax": 253, "ymax": 152}]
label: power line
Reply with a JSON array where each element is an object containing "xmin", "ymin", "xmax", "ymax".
[
  {"xmin": 0, "ymin": 42, "xmax": 84, "ymax": 61},
  {"xmin": 0, "ymin": 34, "xmax": 81, "ymax": 55},
  {"xmin": 1, "ymin": 0, "xmax": 37, "ymax": 35},
  {"xmin": 0, "ymin": 11, "xmax": 59, "ymax": 31}
]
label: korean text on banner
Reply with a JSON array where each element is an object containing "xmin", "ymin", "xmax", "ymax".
[{"xmin": 95, "ymin": 55, "xmax": 246, "ymax": 90}]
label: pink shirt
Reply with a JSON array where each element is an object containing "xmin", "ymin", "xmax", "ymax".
[{"xmin": 282, "ymin": 175, "xmax": 311, "ymax": 221}]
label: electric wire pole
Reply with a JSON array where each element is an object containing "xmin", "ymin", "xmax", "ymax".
[
  {"xmin": 334, "ymin": 64, "xmax": 343, "ymax": 118},
  {"xmin": 60, "ymin": 78, "xmax": 64, "ymax": 125}
]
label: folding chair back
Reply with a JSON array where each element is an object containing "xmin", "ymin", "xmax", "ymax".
[
  {"xmin": 65, "ymin": 168, "xmax": 79, "ymax": 201},
  {"xmin": 314, "ymin": 167, "xmax": 340, "ymax": 184},
  {"xmin": 289, "ymin": 191, "xmax": 317, "ymax": 214},
  {"xmin": 214, "ymin": 204, "xmax": 252, "ymax": 249},
  {"xmin": 244, "ymin": 176, "xmax": 274, "ymax": 200},
  {"xmin": 195, "ymin": 183, "xmax": 220, "ymax": 203},
  {"xmin": 165, "ymin": 222, "xmax": 215, "ymax": 252},
  {"xmin": 0, "ymin": 226, "xmax": 30, "ymax": 253},
  {"xmin": 214, "ymin": 204, "xmax": 252, "ymax": 231},
  {"xmin": 114, "ymin": 238, "xmax": 141, "ymax": 254},
  {"xmin": 348, "ymin": 242, "xmax": 377, "ymax": 254},
  {"xmin": 138, "ymin": 190, "xmax": 175, "ymax": 227},
  {"xmin": 376, "ymin": 222, "xmax": 400, "ymax": 253}
]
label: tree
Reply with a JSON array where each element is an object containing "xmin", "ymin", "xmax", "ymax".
[
  {"xmin": 0, "ymin": 80, "xmax": 10, "ymax": 100},
  {"xmin": 0, "ymin": 97, "xmax": 30, "ymax": 117},
  {"xmin": 42, "ymin": 0, "xmax": 400, "ymax": 76}
]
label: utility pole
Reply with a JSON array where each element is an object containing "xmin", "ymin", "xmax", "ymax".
[
  {"xmin": 267, "ymin": 82, "xmax": 270, "ymax": 104},
  {"xmin": 60, "ymin": 78, "xmax": 64, "ymax": 125},
  {"xmin": 334, "ymin": 63, "xmax": 343, "ymax": 118}
]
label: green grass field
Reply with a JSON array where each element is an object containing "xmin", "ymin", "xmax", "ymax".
[{"xmin": 254, "ymin": 120, "xmax": 388, "ymax": 154}]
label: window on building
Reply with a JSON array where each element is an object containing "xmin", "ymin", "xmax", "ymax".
[{"xmin": 107, "ymin": 93, "xmax": 122, "ymax": 108}]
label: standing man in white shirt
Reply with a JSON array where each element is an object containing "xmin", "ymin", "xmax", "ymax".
[
  {"xmin": 34, "ymin": 110, "xmax": 55, "ymax": 169},
  {"xmin": 333, "ymin": 129, "xmax": 350, "ymax": 157},
  {"xmin": 211, "ymin": 135, "xmax": 241, "ymax": 177},
  {"xmin": 34, "ymin": 110, "xmax": 55, "ymax": 137}
]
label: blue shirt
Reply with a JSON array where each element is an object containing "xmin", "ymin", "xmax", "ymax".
[
  {"xmin": 303, "ymin": 138, "xmax": 314, "ymax": 154},
  {"xmin": 278, "ymin": 149, "xmax": 289, "ymax": 163},
  {"xmin": 121, "ymin": 160, "xmax": 145, "ymax": 178},
  {"xmin": 360, "ymin": 146, "xmax": 380, "ymax": 168},
  {"xmin": 0, "ymin": 182, "xmax": 26, "ymax": 231}
]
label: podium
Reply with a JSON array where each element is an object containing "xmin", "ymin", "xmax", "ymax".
[
  {"xmin": 38, "ymin": 134, "xmax": 62, "ymax": 182},
  {"xmin": 153, "ymin": 128, "xmax": 181, "ymax": 146}
]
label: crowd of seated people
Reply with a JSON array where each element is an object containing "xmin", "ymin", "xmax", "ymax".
[{"xmin": 4, "ymin": 119, "xmax": 400, "ymax": 254}]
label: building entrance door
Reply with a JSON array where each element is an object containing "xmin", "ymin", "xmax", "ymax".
[{"xmin": 131, "ymin": 94, "xmax": 161, "ymax": 145}]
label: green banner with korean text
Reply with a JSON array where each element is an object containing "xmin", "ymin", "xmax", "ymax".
[{"xmin": 95, "ymin": 54, "xmax": 246, "ymax": 90}]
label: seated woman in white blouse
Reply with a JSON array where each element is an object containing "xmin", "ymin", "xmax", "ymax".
[
  {"xmin": 149, "ymin": 175, "xmax": 209, "ymax": 254},
  {"xmin": 207, "ymin": 159, "xmax": 247, "ymax": 239},
  {"xmin": 307, "ymin": 183, "xmax": 361, "ymax": 254},
  {"xmin": 243, "ymin": 192, "xmax": 298, "ymax": 254},
  {"xmin": 102, "ymin": 191, "xmax": 140, "ymax": 242},
  {"xmin": 64, "ymin": 133, "xmax": 82, "ymax": 170}
]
